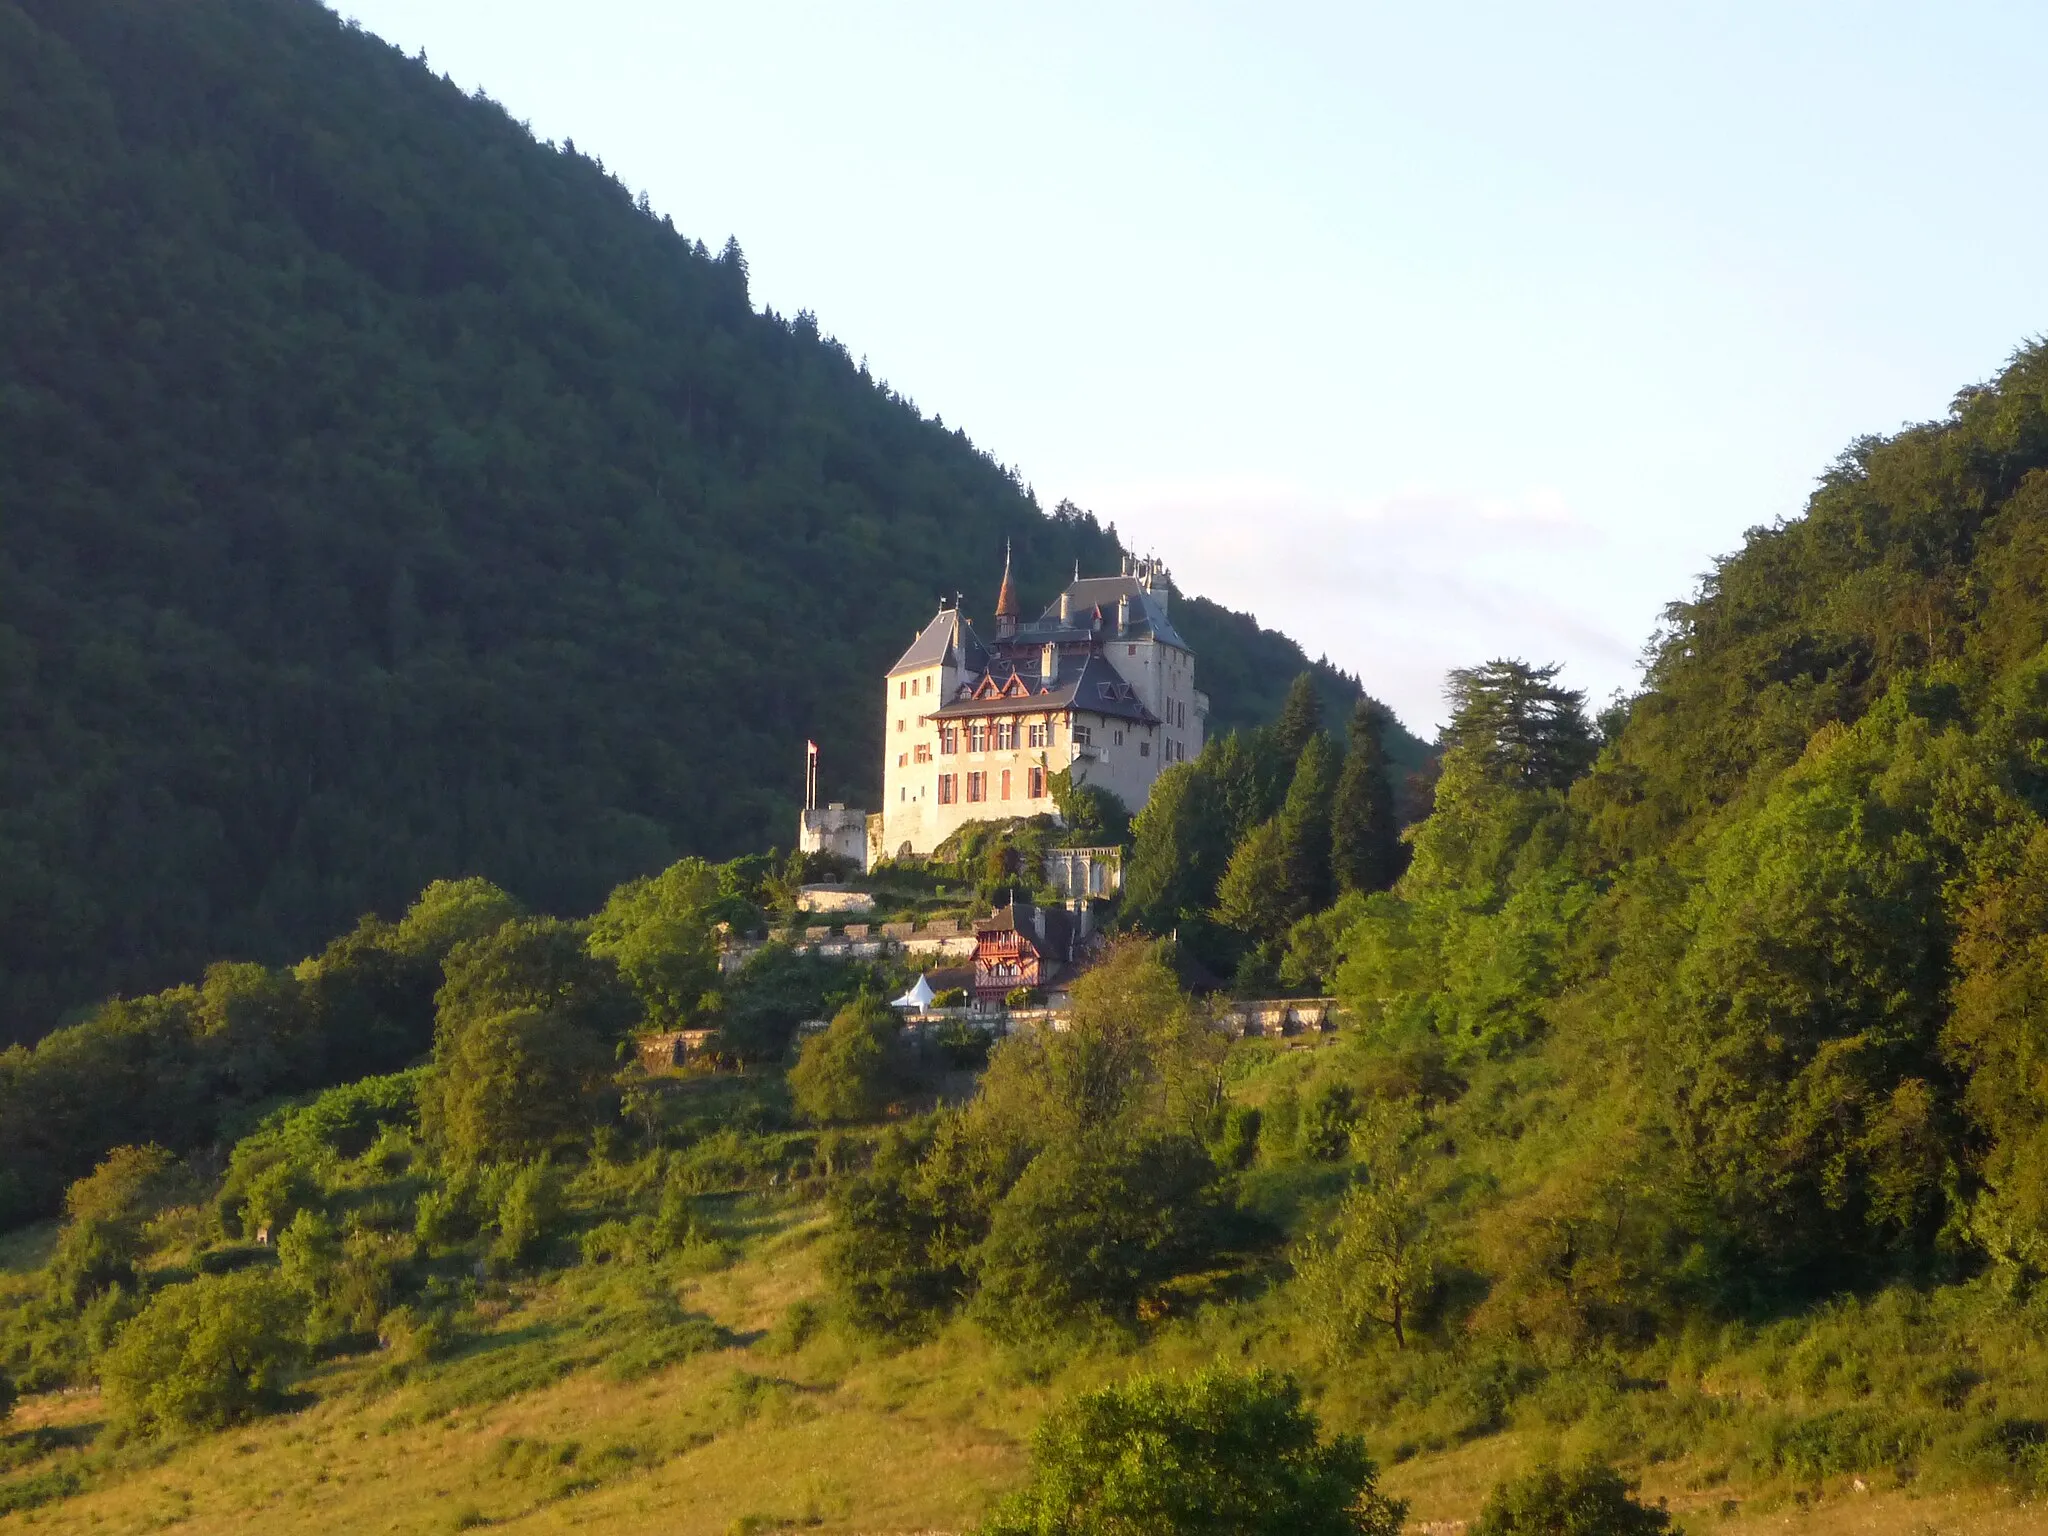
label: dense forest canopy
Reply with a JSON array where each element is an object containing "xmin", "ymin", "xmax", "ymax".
[{"xmin": 0, "ymin": 0, "xmax": 1416, "ymax": 1045}]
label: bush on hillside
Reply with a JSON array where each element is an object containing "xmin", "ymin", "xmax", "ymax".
[
  {"xmin": 824, "ymin": 1123, "xmax": 997, "ymax": 1339},
  {"xmin": 46, "ymin": 1145, "xmax": 179, "ymax": 1311},
  {"xmin": 431, "ymin": 1008, "xmax": 618, "ymax": 1164},
  {"xmin": 788, "ymin": 996, "xmax": 902, "ymax": 1125},
  {"xmin": 493, "ymin": 1162, "xmax": 564, "ymax": 1267},
  {"xmin": 98, "ymin": 1271, "xmax": 303, "ymax": 1434},
  {"xmin": 715, "ymin": 945, "xmax": 901, "ymax": 1064},
  {"xmin": 978, "ymin": 1366, "xmax": 1404, "ymax": 1536},
  {"xmin": 585, "ymin": 859, "xmax": 725, "ymax": 1030},
  {"xmin": 971, "ymin": 1131, "xmax": 1228, "ymax": 1342},
  {"xmin": 1472, "ymin": 1462, "xmax": 1670, "ymax": 1536}
]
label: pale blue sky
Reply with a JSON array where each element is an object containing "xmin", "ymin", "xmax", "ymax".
[{"xmin": 336, "ymin": 0, "xmax": 2048, "ymax": 731}]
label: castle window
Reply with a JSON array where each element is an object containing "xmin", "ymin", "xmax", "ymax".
[
  {"xmin": 1129, "ymin": 645, "xmax": 1137, "ymax": 656},
  {"xmin": 1074, "ymin": 724, "xmax": 1093, "ymax": 747},
  {"xmin": 995, "ymin": 720, "xmax": 1018, "ymax": 750},
  {"xmin": 969, "ymin": 721, "xmax": 989, "ymax": 752},
  {"xmin": 914, "ymin": 743, "xmax": 933, "ymax": 764},
  {"xmin": 896, "ymin": 718, "xmax": 906, "ymax": 732},
  {"xmin": 898, "ymin": 752, "xmax": 909, "ymax": 768},
  {"xmin": 1028, "ymin": 721, "xmax": 1050, "ymax": 748},
  {"xmin": 1000, "ymin": 769, "xmax": 1012, "ymax": 800},
  {"xmin": 966, "ymin": 771, "xmax": 987, "ymax": 803},
  {"xmin": 938, "ymin": 774, "xmax": 958, "ymax": 805},
  {"xmin": 1114, "ymin": 730, "xmax": 1124, "ymax": 747},
  {"xmin": 939, "ymin": 725, "xmax": 958, "ymax": 754},
  {"xmin": 1140, "ymin": 741, "xmax": 1150, "ymax": 757},
  {"xmin": 1028, "ymin": 766, "xmax": 1046, "ymax": 799}
]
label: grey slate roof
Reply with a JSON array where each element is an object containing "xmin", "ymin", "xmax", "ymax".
[
  {"xmin": 888, "ymin": 608, "xmax": 988, "ymax": 676},
  {"xmin": 929, "ymin": 651, "xmax": 1161, "ymax": 726},
  {"xmin": 1034, "ymin": 577, "xmax": 1189, "ymax": 652}
]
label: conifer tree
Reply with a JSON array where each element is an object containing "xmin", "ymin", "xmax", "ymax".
[
  {"xmin": 1213, "ymin": 820, "xmax": 1292, "ymax": 945},
  {"xmin": 1331, "ymin": 702, "xmax": 1403, "ymax": 895},
  {"xmin": 1123, "ymin": 762, "xmax": 1232, "ymax": 933},
  {"xmin": 1211, "ymin": 731, "xmax": 1286, "ymax": 845},
  {"xmin": 1274, "ymin": 673, "xmax": 1325, "ymax": 765},
  {"xmin": 1276, "ymin": 734, "xmax": 1339, "ymax": 921},
  {"xmin": 1442, "ymin": 660, "xmax": 1595, "ymax": 790}
]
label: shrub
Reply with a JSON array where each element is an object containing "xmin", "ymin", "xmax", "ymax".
[
  {"xmin": 238, "ymin": 1158, "xmax": 316, "ymax": 1241},
  {"xmin": 1298, "ymin": 1081, "xmax": 1358, "ymax": 1161},
  {"xmin": 932, "ymin": 987, "xmax": 969, "ymax": 1009},
  {"xmin": 414, "ymin": 1174, "xmax": 481, "ymax": 1249},
  {"xmin": 788, "ymin": 996, "xmax": 901, "ymax": 1125},
  {"xmin": 378, "ymin": 1304, "xmax": 453, "ymax": 1365},
  {"xmin": 1292, "ymin": 1128, "xmax": 1437, "ymax": 1352},
  {"xmin": 652, "ymin": 1171, "xmax": 702, "ymax": 1249},
  {"xmin": 971, "ymin": 1131, "xmax": 1227, "ymax": 1342},
  {"xmin": 494, "ymin": 1162, "xmax": 562, "ymax": 1266},
  {"xmin": 0, "ymin": 1369, "xmax": 15, "ymax": 1424},
  {"xmin": 1261, "ymin": 1086, "xmax": 1301, "ymax": 1163},
  {"xmin": 98, "ymin": 1271, "xmax": 304, "ymax": 1434},
  {"xmin": 1472, "ymin": 1462, "xmax": 1670, "ymax": 1536},
  {"xmin": 431, "ymin": 1007, "xmax": 618, "ymax": 1164},
  {"xmin": 279, "ymin": 1213, "xmax": 403, "ymax": 1343},
  {"xmin": 824, "ymin": 1127, "xmax": 979, "ymax": 1339},
  {"xmin": 759, "ymin": 1299, "xmax": 825, "ymax": 1355},
  {"xmin": 979, "ymin": 1365, "xmax": 1403, "ymax": 1536},
  {"xmin": 927, "ymin": 1018, "xmax": 995, "ymax": 1069},
  {"xmin": 715, "ymin": 944, "xmax": 893, "ymax": 1063},
  {"xmin": 1215, "ymin": 1105, "xmax": 1262, "ymax": 1171},
  {"xmin": 1005, "ymin": 987, "xmax": 1036, "ymax": 1009},
  {"xmin": 48, "ymin": 1145, "xmax": 180, "ymax": 1309}
]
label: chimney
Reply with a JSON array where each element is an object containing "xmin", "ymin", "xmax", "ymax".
[
  {"xmin": 1058, "ymin": 589, "xmax": 1072, "ymax": 625},
  {"xmin": 1041, "ymin": 641, "xmax": 1059, "ymax": 683},
  {"xmin": 1116, "ymin": 594, "xmax": 1130, "ymax": 635}
]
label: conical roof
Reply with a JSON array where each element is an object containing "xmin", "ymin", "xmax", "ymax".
[{"xmin": 995, "ymin": 542, "xmax": 1020, "ymax": 620}]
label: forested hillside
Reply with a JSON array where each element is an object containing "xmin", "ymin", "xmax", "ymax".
[
  {"xmin": 0, "ymin": 0, "xmax": 1412, "ymax": 1046},
  {"xmin": 17, "ymin": 344, "xmax": 2048, "ymax": 1530}
]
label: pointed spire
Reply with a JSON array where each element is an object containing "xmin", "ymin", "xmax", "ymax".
[
  {"xmin": 996, "ymin": 540, "xmax": 1020, "ymax": 620},
  {"xmin": 995, "ymin": 540, "xmax": 1020, "ymax": 638}
]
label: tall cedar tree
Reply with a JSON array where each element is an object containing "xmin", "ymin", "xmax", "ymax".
[
  {"xmin": 1441, "ymin": 660, "xmax": 1596, "ymax": 790},
  {"xmin": 1273, "ymin": 673, "xmax": 1326, "ymax": 765},
  {"xmin": 1331, "ymin": 701, "xmax": 1403, "ymax": 894}
]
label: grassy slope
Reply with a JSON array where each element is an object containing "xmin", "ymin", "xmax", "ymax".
[
  {"xmin": 7, "ymin": 1207, "xmax": 2047, "ymax": 1536},
  {"xmin": 9, "ymin": 1045, "xmax": 2048, "ymax": 1536}
]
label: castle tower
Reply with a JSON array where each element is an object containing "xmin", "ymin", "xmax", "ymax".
[{"xmin": 994, "ymin": 541, "xmax": 1020, "ymax": 640}]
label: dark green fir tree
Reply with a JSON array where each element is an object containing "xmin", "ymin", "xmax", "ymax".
[
  {"xmin": 1332, "ymin": 701, "xmax": 1403, "ymax": 895},
  {"xmin": 1273, "ymin": 673, "xmax": 1325, "ymax": 765},
  {"xmin": 1276, "ymin": 733, "xmax": 1338, "ymax": 923}
]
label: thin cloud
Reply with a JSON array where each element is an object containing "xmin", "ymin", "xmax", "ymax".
[{"xmin": 1098, "ymin": 479, "xmax": 1651, "ymax": 731}]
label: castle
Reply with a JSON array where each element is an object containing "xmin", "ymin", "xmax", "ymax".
[{"xmin": 872, "ymin": 552, "xmax": 1207, "ymax": 862}]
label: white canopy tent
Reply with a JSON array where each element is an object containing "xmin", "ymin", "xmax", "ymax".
[{"xmin": 890, "ymin": 973, "xmax": 937, "ymax": 1011}]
